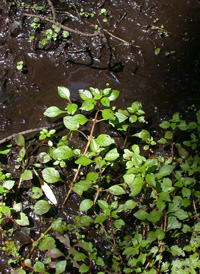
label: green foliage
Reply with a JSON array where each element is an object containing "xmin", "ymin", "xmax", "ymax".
[{"xmin": 0, "ymin": 86, "xmax": 200, "ymax": 273}]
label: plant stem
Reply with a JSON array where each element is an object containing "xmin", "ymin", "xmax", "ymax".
[
  {"xmin": 25, "ymin": 225, "xmax": 52, "ymax": 259},
  {"xmin": 63, "ymin": 104, "xmax": 100, "ymax": 204}
]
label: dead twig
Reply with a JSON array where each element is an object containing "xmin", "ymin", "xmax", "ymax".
[
  {"xmin": 23, "ymin": 13, "xmax": 99, "ymax": 37},
  {"xmin": 0, "ymin": 122, "xmax": 63, "ymax": 145},
  {"xmin": 103, "ymin": 29, "xmax": 140, "ymax": 48},
  {"xmin": 47, "ymin": 0, "xmax": 56, "ymax": 22}
]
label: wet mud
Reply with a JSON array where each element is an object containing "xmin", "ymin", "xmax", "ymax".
[
  {"xmin": 0, "ymin": 0, "xmax": 199, "ymax": 139},
  {"xmin": 0, "ymin": 1, "xmax": 200, "ymax": 273}
]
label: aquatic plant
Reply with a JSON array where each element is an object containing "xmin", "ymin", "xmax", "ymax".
[{"xmin": 0, "ymin": 87, "xmax": 199, "ymax": 273}]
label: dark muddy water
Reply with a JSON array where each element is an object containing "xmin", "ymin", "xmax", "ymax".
[{"xmin": 0, "ymin": 0, "xmax": 200, "ymax": 139}]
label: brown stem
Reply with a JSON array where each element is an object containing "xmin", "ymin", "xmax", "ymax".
[
  {"xmin": 122, "ymin": 125, "xmax": 131, "ymax": 148},
  {"xmin": 63, "ymin": 104, "xmax": 100, "ymax": 204},
  {"xmin": 47, "ymin": 0, "xmax": 56, "ymax": 22},
  {"xmin": 171, "ymin": 132, "xmax": 174, "ymax": 159},
  {"xmin": 26, "ymin": 225, "xmax": 52, "ymax": 259},
  {"xmin": 110, "ymin": 215, "xmax": 116, "ymax": 251}
]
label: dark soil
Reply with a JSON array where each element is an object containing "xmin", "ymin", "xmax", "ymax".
[{"xmin": 0, "ymin": 0, "xmax": 200, "ymax": 139}]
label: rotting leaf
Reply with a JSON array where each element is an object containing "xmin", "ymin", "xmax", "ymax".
[
  {"xmin": 28, "ymin": 186, "xmax": 43, "ymax": 199},
  {"xmin": 46, "ymin": 248, "xmax": 64, "ymax": 259}
]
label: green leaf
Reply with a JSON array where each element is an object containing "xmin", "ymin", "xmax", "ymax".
[
  {"xmin": 146, "ymin": 173, "xmax": 156, "ymax": 187},
  {"xmin": 73, "ymin": 114, "xmax": 88, "ymax": 125},
  {"xmin": 101, "ymin": 97, "xmax": 110, "ymax": 107},
  {"xmin": 42, "ymin": 167, "xmax": 61, "ymax": 183},
  {"xmin": 90, "ymin": 138, "xmax": 100, "ymax": 153},
  {"xmin": 15, "ymin": 212, "xmax": 30, "ymax": 226},
  {"xmin": 161, "ymin": 178, "xmax": 174, "ymax": 192},
  {"xmin": 66, "ymin": 103, "xmax": 78, "ymax": 115},
  {"xmin": 134, "ymin": 210, "xmax": 149, "ymax": 220},
  {"xmin": 53, "ymin": 146, "xmax": 73, "ymax": 160},
  {"xmin": 80, "ymin": 98, "xmax": 96, "ymax": 111},
  {"xmin": 115, "ymin": 110, "xmax": 128, "ymax": 123},
  {"xmin": 79, "ymin": 264, "xmax": 90, "ymax": 273},
  {"xmin": 73, "ymin": 180, "xmax": 91, "ymax": 196},
  {"xmin": 158, "ymin": 138, "xmax": 167, "ymax": 144},
  {"xmin": 167, "ymin": 216, "xmax": 182, "ymax": 230},
  {"xmin": 62, "ymin": 30, "xmax": 69, "ymax": 38},
  {"xmin": 15, "ymin": 133, "xmax": 25, "ymax": 146},
  {"xmin": 101, "ymin": 109, "xmax": 115, "ymax": 120},
  {"xmin": 0, "ymin": 145, "xmax": 12, "ymax": 155},
  {"xmin": 104, "ymin": 148, "xmax": 119, "ymax": 161},
  {"xmin": 29, "ymin": 186, "xmax": 43, "ymax": 199},
  {"xmin": 172, "ymin": 209, "xmax": 189, "ymax": 220},
  {"xmin": 86, "ymin": 172, "xmax": 99, "ymax": 182},
  {"xmin": 3, "ymin": 180, "xmax": 15, "ymax": 190},
  {"xmin": 108, "ymin": 89, "xmax": 120, "ymax": 101},
  {"xmin": 127, "ymin": 101, "xmax": 143, "ymax": 113},
  {"xmin": 34, "ymin": 261, "xmax": 45, "ymax": 272},
  {"xmin": 79, "ymin": 215, "xmax": 93, "ymax": 226},
  {"xmin": 44, "ymin": 106, "xmax": 65, "ymax": 117},
  {"xmin": 107, "ymin": 185, "xmax": 125, "ymax": 195},
  {"xmin": 98, "ymin": 200, "xmax": 109, "ymax": 210},
  {"xmin": 21, "ymin": 169, "xmax": 33, "ymax": 180},
  {"xmin": 96, "ymin": 257, "xmax": 105, "ymax": 266},
  {"xmin": 34, "ymin": 200, "xmax": 51, "ymax": 215},
  {"xmin": 58, "ymin": 86, "xmax": 70, "ymax": 100},
  {"xmin": 164, "ymin": 131, "xmax": 173, "ymax": 139},
  {"xmin": 63, "ymin": 114, "xmax": 88, "ymax": 131},
  {"xmin": 96, "ymin": 134, "xmax": 115, "ymax": 146},
  {"xmin": 129, "ymin": 177, "xmax": 143, "ymax": 196},
  {"xmin": 39, "ymin": 236, "xmax": 56, "ymax": 251},
  {"xmin": 79, "ymin": 89, "xmax": 93, "ymax": 100},
  {"xmin": 134, "ymin": 129, "xmax": 150, "ymax": 141},
  {"xmin": 79, "ymin": 199, "xmax": 93, "ymax": 211},
  {"xmin": 75, "ymin": 156, "xmax": 93, "ymax": 166},
  {"xmin": 154, "ymin": 47, "xmax": 161, "ymax": 55},
  {"xmin": 159, "ymin": 121, "xmax": 170, "ymax": 129},
  {"xmin": 52, "ymin": 218, "xmax": 67, "ymax": 233},
  {"xmin": 94, "ymin": 214, "xmax": 107, "ymax": 224},
  {"xmin": 129, "ymin": 115, "xmax": 137, "ymax": 123},
  {"xmin": 147, "ymin": 211, "xmax": 162, "ymax": 223},
  {"xmin": 74, "ymin": 252, "xmax": 87, "ymax": 261},
  {"xmin": 114, "ymin": 219, "xmax": 125, "ymax": 229},
  {"xmin": 156, "ymin": 165, "xmax": 175, "ymax": 179},
  {"xmin": 170, "ymin": 245, "xmax": 185, "ymax": 257},
  {"xmin": 63, "ymin": 116, "xmax": 78, "ymax": 130}
]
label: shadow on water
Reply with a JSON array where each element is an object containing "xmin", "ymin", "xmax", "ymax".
[{"xmin": 0, "ymin": 0, "xmax": 199, "ymax": 138}]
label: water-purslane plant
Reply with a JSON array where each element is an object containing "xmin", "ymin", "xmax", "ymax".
[{"xmin": 0, "ymin": 86, "xmax": 199, "ymax": 274}]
